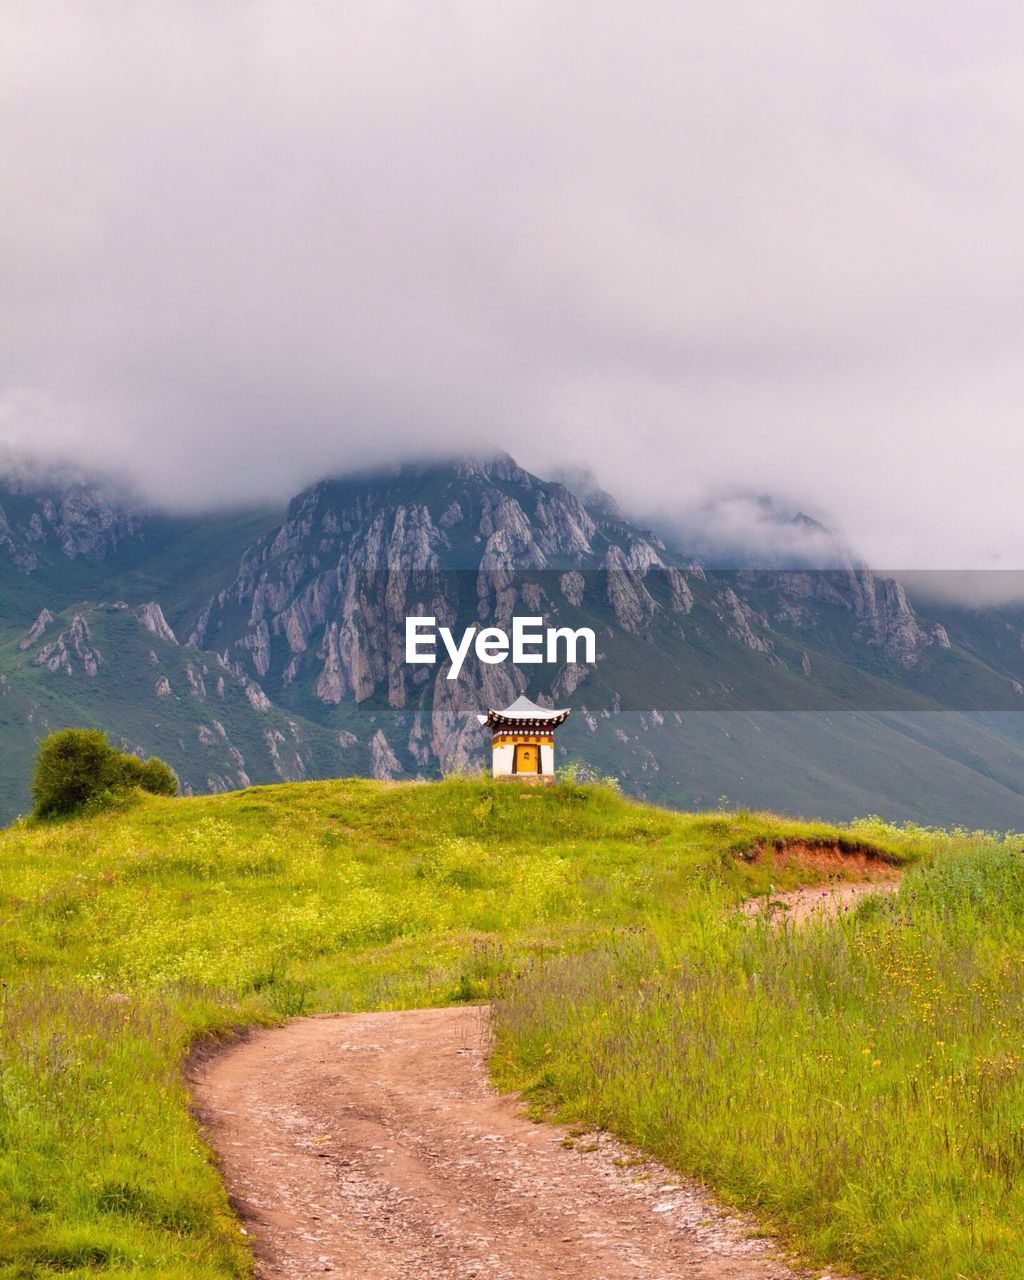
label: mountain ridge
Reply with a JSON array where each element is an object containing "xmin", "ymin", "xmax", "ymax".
[{"xmin": 2, "ymin": 453, "xmax": 1024, "ymax": 827}]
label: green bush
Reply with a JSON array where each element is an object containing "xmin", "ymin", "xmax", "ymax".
[
  {"xmin": 32, "ymin": 728, "xmax": 178, "ymax": 818},
  {"xmin": 116, "ymin": 753, "xmax": 178, "ymax": 797},
  {"xmin": 134, "ymin": 756, "xmax": 179, "ymax": 797}
]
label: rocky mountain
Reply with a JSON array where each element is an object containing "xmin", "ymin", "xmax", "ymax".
[
  {"xmin": 2, "ymin": 455, "xmax": 1024, "ymax": 827},
  {"xmin": 0, "ymin": 467, "xmax": 146, "ymax": 593}
]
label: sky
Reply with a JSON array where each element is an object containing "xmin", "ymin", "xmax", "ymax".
[{"xmin": 2, "ymin": 1, "xmax": 1024, "ymax": 570}]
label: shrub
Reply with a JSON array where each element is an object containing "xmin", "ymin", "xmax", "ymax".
[
  {"xmin": 32, "ymin": 728, "xmax": 120, "ymax": 817},
  {"xmin": 32, "ymin": 728, "xmax": 178, "ymax": 818},
  {"xmin": 134, "ymin": 757, "xmax": 178, "ymax": 797},
  {"xmin": 115, "ymin": 753, "xmax": 178, "ymax": 797}
]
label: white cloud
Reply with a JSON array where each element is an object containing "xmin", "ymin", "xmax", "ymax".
[{"xmin": 1, "ymin": 1, "xmax": 1023, "ymax": 568}]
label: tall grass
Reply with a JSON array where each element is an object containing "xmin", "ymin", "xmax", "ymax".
[
  {"xmin": 0, "ymin": 777, "xmax": 886, "ymax": 1278},
  {"xmin": 493, "ymin": 826, "xmax": 1024, "ymax": 1280}
]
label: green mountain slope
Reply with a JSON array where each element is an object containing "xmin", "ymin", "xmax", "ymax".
[
  {"xmin": 2, "ymin": 455, "xmax": 1024, "ymax": 825},
  {"xmin": 0, "ymin": 602, "xmax": 361, "ymax": 820}
]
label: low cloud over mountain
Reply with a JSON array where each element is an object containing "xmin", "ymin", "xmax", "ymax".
[{"xmin": 2, "ymin": 3, "xmax": 1024, "ymax": 572}]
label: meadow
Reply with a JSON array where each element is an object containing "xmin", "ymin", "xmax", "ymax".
[
  {"xmin": 0, "ymin": 776, "xmax": 1013, "ymax": 1280},
  {"xmin": 494, "ymin": 824, "xmax": 1024, "ymax": 1280}
]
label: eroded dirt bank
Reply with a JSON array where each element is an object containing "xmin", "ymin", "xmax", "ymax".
[
  {"xmin": 741, "ymin": 838, "xmax": 902, "ymax": 924},
  {"xmin": 192, "ymin": 1006, "xmax": 844, "ymax": 1280}
]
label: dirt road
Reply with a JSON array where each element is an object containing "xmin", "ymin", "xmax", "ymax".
[{"xmin": 193, "ymin": 1006, "xmax": 838, "ymax": 1280}]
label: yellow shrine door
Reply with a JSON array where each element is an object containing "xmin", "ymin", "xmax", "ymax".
[{"xmin": 514, "ymin": 743, "xmax": 540, "ymax": 774}]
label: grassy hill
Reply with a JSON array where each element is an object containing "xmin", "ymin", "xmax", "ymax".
[
  {"xmin": 0, "ymin": 778, "xmax": 919, "ymax": 1278},
  {"xmin": 3, "ymin": 777, "xmax": 1023, "ymax": 1280},
  {"xmin": 493, "ymin": 826, "xmax": 1024, "ymax": 1280}
]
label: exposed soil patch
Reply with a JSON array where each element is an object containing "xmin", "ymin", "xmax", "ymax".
[
  {"xmin": 191, "ymin": 1006, "xmax": 854, "ymax": 1280},
  {"xmin": 746, "ymin": 836, "xmax": 902, "ymax": 878},
  {"xmin": 741, "ymin": 878, "xmax": 899, "ymax": 926},
  {"xmin": 740, "ymin": 837, "xmax": 901, "ymax": 924}
]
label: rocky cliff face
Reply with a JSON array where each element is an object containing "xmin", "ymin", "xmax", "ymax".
[
  {"xmin": 190, "ymin": 456, "xmax": 645, "ymax": 705},
  {"xmin": 0, "ymin": 471, "xmax": 143, "ymax": 570},
  {"xmin": 33, "ymin": 613, "xmax": 102, "ymax": 676},
  {"xmin": 743, "ymin": 570, "xmax": 951, "ymax": 668},
  {"xmin": 7, "ymin": 449, "xmax": 1021, "ymax": 828},
  {"xmin": 179, "ymin": 456, "xmax": 639, "ymax": 774},
  {"xmin": 172, "ymin": 453, "xmax": 976, "ymax": 783}
]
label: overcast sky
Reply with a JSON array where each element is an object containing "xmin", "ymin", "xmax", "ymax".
[{"xmin": 2, "ymin": 1, "xmax": 1024, "ymax": 569}]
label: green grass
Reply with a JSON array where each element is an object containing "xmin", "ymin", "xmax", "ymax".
[
  {"xmin": 0, "ymin": 776, "xmax": 893, "ymax": 1278},
  {"xmin": 492, "ymin": 821, "xmax": 1024, "ymax": 1280},
  {"xmin": 9, "ymin": 776, "xmax": 1016, "ymax": 1280}
]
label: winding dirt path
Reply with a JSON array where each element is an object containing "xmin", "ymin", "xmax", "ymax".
[{"xmin": 192, "ymin": 1007, "xmax": 843, "ymax": 1280}]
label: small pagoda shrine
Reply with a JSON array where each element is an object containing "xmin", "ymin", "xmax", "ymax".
[{"xmin": 477, "ymin": 695, "xmax": 571, "ymax": 779}]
